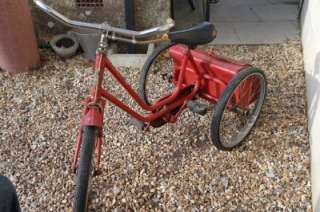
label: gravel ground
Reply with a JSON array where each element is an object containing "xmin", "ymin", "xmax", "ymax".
[{"xmin": 0, "ymin": 41, "xmax": 311, "ymax": 211}]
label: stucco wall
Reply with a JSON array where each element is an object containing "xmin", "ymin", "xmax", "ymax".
[
  {"xmin": 29, "ymin": 0, "xmax": 170, "ymax": 39},
  {"xmin": 30, "ymin": 0, "xmax": 124, "ymax": 37},
  {"xmin": 301, "ymin": 0, "xmax": 320, "ymax": 210},
  {"xmin": 135, "ymin": 0, "xmax": 171, "ymax": 30}
]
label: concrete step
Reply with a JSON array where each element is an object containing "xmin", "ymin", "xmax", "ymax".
[{"xmin": 108, "ymin": 54, "xmax": 147, "ymax": 69}]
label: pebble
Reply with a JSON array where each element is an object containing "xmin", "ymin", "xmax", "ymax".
[{"xmin": 0, "ymin": 41, "xmax": 311, "ymax": 211}]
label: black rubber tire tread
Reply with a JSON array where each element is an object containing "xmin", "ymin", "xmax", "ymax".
[
  {"xmin": 138, "ymin": 41, "xmax": 176, "ymax": 105},
  {"xmin": 73, "ymin": 126, "xmax": 97, "ymax": 212},
  {"xmin": 210, "ymin": 67, "xmax": 267, "ymax": 151}
]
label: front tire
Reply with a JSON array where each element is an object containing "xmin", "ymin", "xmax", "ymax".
[{"xmin": 73, "ymin": 126, "xmax": 97, "ymax": 212}]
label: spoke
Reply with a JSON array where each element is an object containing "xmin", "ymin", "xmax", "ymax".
[{"xmin": 218, "ymin": 72, "xmax": 265, "ymax": 147}]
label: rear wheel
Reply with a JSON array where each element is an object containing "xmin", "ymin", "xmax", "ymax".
[
  {"xmin": 210, "ymin": 67, "xmax": 267, "ymax": 150},
  {"xmin": 73, "ymin": 126, "xmax": 98, "ymax": 212},
  {"xmin": 139, "ymin": 42, "xmax": 176, "ymax": 105}
]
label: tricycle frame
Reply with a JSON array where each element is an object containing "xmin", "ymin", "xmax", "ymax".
[{"xmin": 71, "ymin": 33, "xmax": 203, "ymax": 173}]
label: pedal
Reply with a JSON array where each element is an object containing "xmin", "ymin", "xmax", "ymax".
[
  {"xmin": 187, "ymin": 100, "xmax": 208, "ymax": 116},
  {"xmin": 130, "ymin": 117, "xmax": 146, "ymax": 131}
]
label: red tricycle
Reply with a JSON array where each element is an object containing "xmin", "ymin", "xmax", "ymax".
[{"xmin": 35, "ymin": 1, "xmax": 267, "ymax": 211}]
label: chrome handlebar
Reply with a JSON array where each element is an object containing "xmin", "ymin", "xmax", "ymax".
[{"xmin": 33, "ymin": 0, "xmax": 175, "ymax": 41}]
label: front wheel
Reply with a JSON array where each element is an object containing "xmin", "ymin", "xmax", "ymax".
[
  {"xmin": 210, "ymin": 67, "xmax": 267, "ymax": 150},
  {"xmin": 73, "ymin": 126, "xmax": 98, "ymax": 212}
]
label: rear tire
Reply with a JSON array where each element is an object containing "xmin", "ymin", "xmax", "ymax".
[
  {"xmin": 210, "ymin": 67, "xmax": 267, "ymax": 150},
  {"xmin": 139, "ymin": 42, "xmax": 176, "ymax": 105},
  {"xmin": 73, "ymin": 126, "xmax": 97, "ymax": 212}
]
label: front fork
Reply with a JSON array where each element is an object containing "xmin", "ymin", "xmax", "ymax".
[
  {"xmin": 71, "ymin": 94, "xmax": 106, "ymax": 175},
  {"xmin": 71, "ymin": 35, "xmax": 108, "ymax": 175}
]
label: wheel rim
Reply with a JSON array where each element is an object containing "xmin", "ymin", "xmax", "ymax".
[
  {"xmin": 144, "ymin": 48, "xmax": 175, "ymax": 105},
  {"xmin": 218, "ymin": 72, "xmax": 266, "ymax": 148}
]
